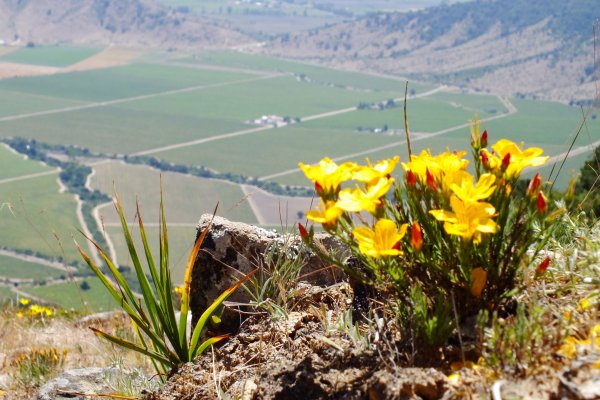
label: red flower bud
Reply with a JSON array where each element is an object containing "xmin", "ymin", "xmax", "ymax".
[
  {"xmin": 481, "ymin": 130, "xmax": 488, "ymax": 148},
  {"xmin": 298, "ymin": 223, "xmax": 308, "ymax": 239},
  {"xmin": 426, "ymin": 168, "xmax": 437, "ymax": 190},
  {"xmin": 315, "ymin": 182, "xmax": 324, "ymax": 197},
  {"xmin": 406, "ymin": 170, "xmax": 417, "ymax": 187},
  {"xmin": 527, "ymin": 173, "xmax": 542, "ymax": 196},
  {"xmin": 537, "ymin": 191, "xmax": 547, "ymax": 214},
  {"xmin": 501, "ymin": 153, "xmax": 511, "ymax": 171},
  {"xmin": 480, "ymin": 150, "xmax": 489, "ymax": 165},
  {"xmin": 537, "ymin": 256, "xmax": 550, "ymax": 274},
  {"xmin": 411, "ymin": 223, "xmax": 423, "ymax": 252}
]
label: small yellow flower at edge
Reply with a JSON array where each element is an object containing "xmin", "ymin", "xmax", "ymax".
[
  {"xmin": 19, "ymin": 298, "xmax": 30, "ymax": 306},
  {"xmin": 306, "ymin": 200, "xmax": 343, "ymax": 227},
  {"xmin": 352, "ymin": 219, "xmax": 408, "ymax": 258},
  {"xmin": 447, "ymin": 372, "xmax": 461, "ymax": 384}
]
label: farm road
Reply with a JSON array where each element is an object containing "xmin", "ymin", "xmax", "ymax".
[
  {"xmin": 132, "ymin": 85, "xmax": 447, "ymax": 157},
  {"xmin": 260, "ymin": 96, "xmax": 517, "ymax": 180}
]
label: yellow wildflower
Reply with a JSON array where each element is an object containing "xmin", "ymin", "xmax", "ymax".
[
  {"xmin": 402, "ymin": 150, "xmax": 469, "ymax": 191},
  {"xmin": 298, "ymin": 157, "xmax": 356, "ymax": 197},
  {"xmin": 352, "ymin": 219, "xmax": 408, "ymax": 258},
  {"xmin": 19, "ymin": 298, "xmax": 30, "ymax": 306},
  {"xmin": 481, "ymin": 139, "xmax": 548, "ymax": 177},
  {"xmin": 430, "ymin": 196, "xmax": 497, "ymax": 243},
  {"xmin": 447, "ymin": 373, "xmax": 461, "ymax": 384},
  {"xmin": 306, "ymin": 200, "xmax": 343, "ymax": 226},
  {"xmin": 352, "ymin": 156, "xmax": 399, "ymax": 184},
  {"xmin": 450, "ymin": 173, "xmax": 496, "ymax": 203},
  {"xmin": 337, "ymin": 177, "xmax": 394, "ymax": 214}
]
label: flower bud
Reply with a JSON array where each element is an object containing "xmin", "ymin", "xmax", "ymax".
[
  {"xmin": 537, "ymin": 191, "xmax": 547, "ymax": 214},
  {"xmin": 426, "ymin": 168, "xmax": 437, "ymax": 190},
  {"xmin": 298, "ymin": 223, "xmax": 308, "ymax": 240},
  {"xmin": 406, "ymin": 169, "xmax": 417, "ymax": 187},
  {"xmin": 501, "ymin": 153, "xmax": 511, "ymax": 171},
  {"xmin": 480, "ymin": 130, "xmax": 488, "ymax": 148},
  {"xmin": 537, "ymin": 256, "xmax": 550, "ymax": 274},
  {"xmin": 411, "ymin": 223, "xmax": 423, "ymax": 252},
  {"xmin": 480, "ymin": 150, "xmax": 490, "ymax": 166},
  {"xmin": 527, "ymin": 173, "xmax": 542, "ymax": 197}
]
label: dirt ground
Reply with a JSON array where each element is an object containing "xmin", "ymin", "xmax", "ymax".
[{"xmin": 144, "ymin": 281, "xmax": 598, "ymax": 400}]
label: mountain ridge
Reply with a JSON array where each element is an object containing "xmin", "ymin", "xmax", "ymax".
[
  {"xmin": 0, "ymin": 0, "xmax": 253, "ymax": 49},
  {"xmin": 262, "ymin": 0, "xmax": 598, "ymax": 103}
]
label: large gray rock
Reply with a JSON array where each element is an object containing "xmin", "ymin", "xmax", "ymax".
[
  {"xmin": 37, "ymin": 368, "xmax": 119, "ymax": 400},
  {"xmin": 189, "ymin": 215, "xmax": 347, "ymax": 333}
]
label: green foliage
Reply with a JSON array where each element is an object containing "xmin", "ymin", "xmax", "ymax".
[
  {"xmin": 78, "ymin": 194, "xmax": 250, "ymax": 376},
  {"xmin": 244, "ymin": 241, "xmax": 305, "ymax": 320},
  {"xmin": 478, "ymin": 300, "xmax": 565, "ymax": 376},
  {"xmin": 9, "ymin": 347, "xmax": 67, "ymax": 387}
]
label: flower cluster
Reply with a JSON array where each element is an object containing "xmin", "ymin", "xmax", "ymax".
[
  {"xmin": 10, "ymin": 346, "xmax": 67, "ymax": 386},
  {"xmin": 17, "ymin": 298, "xmax": 54, "ymax": 319},
  {"xmin": 299, "ymin": 121, "xmax": 557, "ymax": 344}
]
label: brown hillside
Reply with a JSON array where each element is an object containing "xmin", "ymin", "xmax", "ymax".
[
  {"xmin": 263, "ymin": 4, "xmax": 597, "ymax": 104},
  {"xmin": 0, "ymin": 0, "xmax": 254, "ymax": 49}
]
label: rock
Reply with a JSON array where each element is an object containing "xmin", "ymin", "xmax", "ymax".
[
  {"xmin": 37, "ymin": 367, "xmax": 121, "ymax": 400},
  {"xmin": 189, "ymin": 215, "xmax": 347, "ymax": 333},
  {"xmin": 367, "ymin": 369, "xmax": 450, "ymax": 400}
]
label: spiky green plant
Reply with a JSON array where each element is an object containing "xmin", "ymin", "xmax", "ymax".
[{"xmin": 77, "ymin": 193, "xmax": 250, "ymax": 378}]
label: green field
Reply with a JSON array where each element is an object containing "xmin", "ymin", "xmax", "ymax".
[
  {"xmin": 0, "ymin": 286, "xmax": 16, "ymax": 303},
  {"xmin": 20, "ymin": 278, "xmax": 116, "ymax": 312},
  {"xmin": 0, "ymin": 255, "xmax": 67, "ymax": 280},
  {"xmin": 179, "ymin": 51, "xmax": 435, "ymax": 93},
  {"xmin": 0, "ymin": 63, "xmax": 255, "ymax": 102},
  {"xmin": 90, "ymin": 161, "xmax": 256, "ymax": 224},
  {"xmin": 0, "ymin": 89, "xmax": 87, "ymax": 118},
  {"xmin": 0, "ymin": 143, "xmax": 51, "ymax": 180},
  {"xmin": 0, "ymin": 174, "xmax": 81, "ymax": 263},
  {"xmin": 105, "ymin": 225, "xmax": 197, "ymax": 284},
  {"xmin": 0, "ymin": 46, "xmax": 100, "ymax": 67}
]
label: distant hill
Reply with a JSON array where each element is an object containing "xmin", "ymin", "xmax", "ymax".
[
  {"xmin": 0, "ymin": 0, "xmax": 253, "ymax": 49},
  {"xmin": 263, "ymin": 0, "xmax": 599, "ymax": 103}
]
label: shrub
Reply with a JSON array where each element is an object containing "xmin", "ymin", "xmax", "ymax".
[{"xmin": 299, "ymin": 119, "xmax": 561, "ymax": 345}]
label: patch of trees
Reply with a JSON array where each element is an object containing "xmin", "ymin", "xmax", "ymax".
[
  {"xmin": 362, "ymin": 0, "xmax": 597, "ymax": 44},
  {"xmin": 124, "ymin": 155, "xmax": 314, "ymax": 197}
]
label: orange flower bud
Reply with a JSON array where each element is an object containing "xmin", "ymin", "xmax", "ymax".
[
  {"xmin": 537, "ymin": 191, "xmax": 547, "ymax": 214},
  {"xmin": 470, "ymin": 268, "xmax": 487, "ymax": 298},
  {"xmin": 298, "ymin": 223, "xmax": 308, "ymax": 239},
  {"xmin": 411, "ymin": 223, "xmax": 423, "ymax": 252},
  {"xmin": 537, "ymin": 256, "xmax": 550, "ymax": 274},
  {"xmin": 527, "ymin": 173, "xmax": 542, "ymax": 196},
  {"xmin": 426, "ymin": 168, "xmax": 437, "ymax": 190},
  {"xmin": 480, "ymin": 150, "xmax": 489, "ymax": 165},
  {"xmin": 406, "ymin": 170, "xmax": 416, "ymax": 187}
]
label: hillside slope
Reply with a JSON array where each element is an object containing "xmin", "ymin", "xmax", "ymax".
[
  {"xmin": 0, "ymin": 0, "xmax": 253, "ymax": 49},
  {"xmin": 264, "ymin": 0, "xmax": 598, "ymax": 103}
]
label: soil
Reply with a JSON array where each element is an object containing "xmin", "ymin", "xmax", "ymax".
[{"xmin": 143, "ymin": 281, "xmax": 598, "ymax": 400}]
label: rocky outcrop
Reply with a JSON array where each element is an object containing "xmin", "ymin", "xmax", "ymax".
[
  {"xmin": 189, "ymin": 215, "xmax": 347, "ymax": 333},
  {"xmin": 37, "ymin": 367, "xmax": 132, "ymax": 400}
]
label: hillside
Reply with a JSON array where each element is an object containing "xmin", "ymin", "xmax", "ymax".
[
  {"xmin": 263, "ymin": 0, "xmax": 599, "ymax": 103},
  {"xmin": 0, "ymin": 0, "xmax": 253, "ymax": 49}
]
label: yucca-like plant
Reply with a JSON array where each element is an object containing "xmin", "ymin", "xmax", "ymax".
[{"xmin": 77, "ymin": 193, "xmax": 249, "ymax": 377}]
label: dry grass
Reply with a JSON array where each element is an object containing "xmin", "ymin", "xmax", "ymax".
[{"xmin": 0, "ymin": 308, "xmax": 153, "ymax": 399}]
